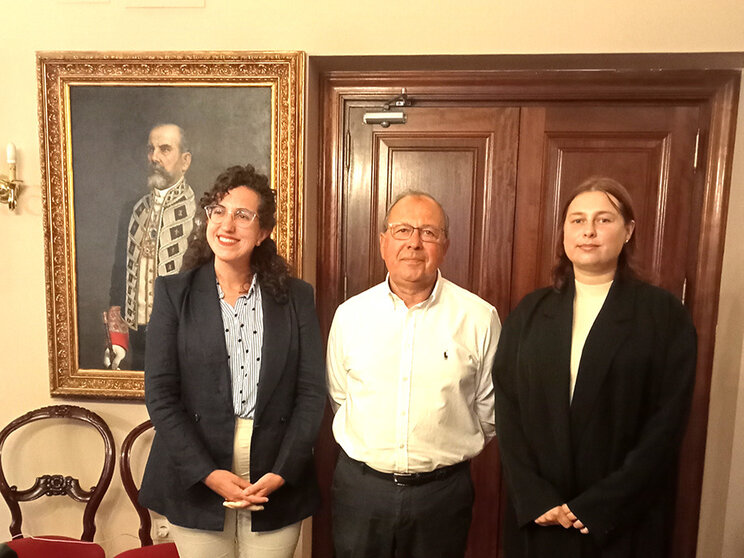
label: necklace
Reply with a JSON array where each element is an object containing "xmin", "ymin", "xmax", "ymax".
[{"xmin": 216, "ymin": 272, "xmax": 254, "ymax": 295}]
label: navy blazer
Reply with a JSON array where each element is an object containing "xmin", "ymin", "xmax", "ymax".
[
  {"xmin": 493, "ymin": 277, "xmax": 696, "ymax": 557},
  {"xmin": 139, "ymin": 262, "xmax": 325, "ymax": 532}
]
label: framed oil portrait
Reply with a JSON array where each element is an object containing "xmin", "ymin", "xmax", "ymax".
[{"xmin": 38, "ymin": 51, "xmax": 305, "ymax": 399}]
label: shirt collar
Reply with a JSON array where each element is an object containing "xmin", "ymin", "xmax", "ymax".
[{"xmin": 385, "ymin": 269, "xmax": 442, "ymax": 309}]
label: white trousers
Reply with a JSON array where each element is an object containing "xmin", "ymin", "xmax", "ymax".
[{"xmin": 169, "ymin": 418, "xmax": 302, "ymax": 558}]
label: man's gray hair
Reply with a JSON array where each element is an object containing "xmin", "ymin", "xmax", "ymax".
[
  {"xmin": 382, "ymin": 190, "xmax": 450, "ymax": 237},
  {"xmin": 151, "ymin": 123, "xmax": 190, "ymax": 154}
]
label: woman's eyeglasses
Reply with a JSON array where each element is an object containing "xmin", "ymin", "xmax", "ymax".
[{"xmin": 204, "ymin": 204, "xmax": 258, "ymax": 228}]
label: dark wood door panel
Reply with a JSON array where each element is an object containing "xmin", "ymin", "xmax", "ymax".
[
  {"xmin": 343, "ymin": 106, "xmax": 377, "ymax": 299},
  {"xmin": 374, "ymin": 137, "xmax": 484, "ymax": 290},
  {"xmin": 345, "ymin": 106, "xmax": 519, "ymax": 315},
  {"xmin": 543, "ymin": 133, "xmax": 669, "ymax": 287},
  {"xmin": 513, "ymin": 105, "xmax": 699, "ymax": 307},
  {"xmin": 339, "ymin": 104, "xmax": 519, "ymax": 558}
]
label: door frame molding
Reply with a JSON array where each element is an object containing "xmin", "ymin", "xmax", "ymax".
[{"xmin": 315, "ymin": 68, "xmax": 740, "ymax": 557}]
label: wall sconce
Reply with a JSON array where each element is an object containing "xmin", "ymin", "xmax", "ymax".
[{"xmin": 0, "ymin": 143, "xmax": 21, "ymax": 210}]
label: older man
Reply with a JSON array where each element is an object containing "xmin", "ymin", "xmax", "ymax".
[
  {"xmin": 105, "ymin": 123, "xmax": 197, "ymax": 370},
  {"xmin": 327, "ymin": 191, "xmax": 501, "ymax": 558}
]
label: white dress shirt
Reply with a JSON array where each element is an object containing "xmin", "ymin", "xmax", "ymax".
[{"xmin": 327, "ymin": 272, "xmax": 501, "ymax": 473}]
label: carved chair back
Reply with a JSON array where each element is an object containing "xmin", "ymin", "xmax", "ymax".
[
  {"xmin": 113, "ymin": 419, "xmax": 181, "ymax": 557},
  {"xmin": 120, "ymin": 419, "xmax": 156, "ymax": 546},
  {"xmin": 0, "ymin": 405, "xmax": 115, "ymax": 541}
]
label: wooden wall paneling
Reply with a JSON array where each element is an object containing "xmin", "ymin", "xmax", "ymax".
[
  {"xmin": 313, "ymin": 78, "xmax": 345, "ymax": 558},
  {"xmin": 511, "ymin": 107, "xmax": 547, "ymax": 309}
]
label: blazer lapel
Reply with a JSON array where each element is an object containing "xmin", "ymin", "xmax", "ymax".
[
  {"xmin": 536, "ymin": 286, "xmax": 574, "ymax": 482},
  {"xmin": 569, "ymin": 279, "xmax": 636, "ymax": 446},
  {"xmin": 253, "ymin": 288, "xmax": 291, "ymax": 421},
  {"xmin": 191, "ymin": 262, "xmax": 233, "ymax": 407}
]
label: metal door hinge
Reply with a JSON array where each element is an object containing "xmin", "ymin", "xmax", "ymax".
[{"xmin": 344, "ymin": 130, "xmax": 351, "ymax": 170}]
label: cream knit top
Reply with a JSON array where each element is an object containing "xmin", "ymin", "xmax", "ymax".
[{"xmin": 569, "ymin": 279, "xmax": 613, "ymax": 402}]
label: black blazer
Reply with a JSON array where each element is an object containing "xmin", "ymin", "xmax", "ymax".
[
  {"xmin": 139, "ymin": 262, "xmax": 325, "ymax": 532},
  {"xmin": 493, "ymin": 277, "xmax": 696, "ymax": 557}
]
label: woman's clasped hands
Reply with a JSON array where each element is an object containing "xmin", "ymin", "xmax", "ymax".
[{"xmin": 204, "ymin": 469, "xmax": 285, "ymax": 511}]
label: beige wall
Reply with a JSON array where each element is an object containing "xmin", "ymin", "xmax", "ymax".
[{"xmin": 0, "ymin": 1, "xmax": 743, "ymax": 556}]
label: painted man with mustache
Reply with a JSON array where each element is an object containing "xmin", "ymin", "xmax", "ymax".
[
  {"xmin": 105, "ymin": 123, "xmax": 196, "ymax": 370},
  {"xmin": 327, "ymin": 191, "xmax": 501, "ymax": 558}
]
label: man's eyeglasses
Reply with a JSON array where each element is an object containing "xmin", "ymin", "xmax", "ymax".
[
  {"xmin": 387, "ymin": 223, "xmax": 446, "ymax": 243},
  {"xmin": 204, "ymin": 204, "xmax": 258, "ymax": 228}
]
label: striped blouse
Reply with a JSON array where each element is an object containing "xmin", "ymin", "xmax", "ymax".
[{"xmin": 217, "ymin": 277, "xmax": 264, "ymax": 418}]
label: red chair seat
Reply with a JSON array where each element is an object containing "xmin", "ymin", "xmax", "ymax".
[{"xmin": 6, "ymin": 536, "xmax": 105, "ymax": 558}]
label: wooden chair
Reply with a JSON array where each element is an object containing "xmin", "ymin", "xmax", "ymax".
[
  {"xmin": 0, "ymin": 405, "xmax": 115, "ymax": 542},
  {"xmin": 115, "ymin": 419, "xmax": 178, "ymax": 558}
]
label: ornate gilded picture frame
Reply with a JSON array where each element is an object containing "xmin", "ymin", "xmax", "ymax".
[{"xmin": 38, "ymin": 51, "xmax": 305, "ymax": 399}]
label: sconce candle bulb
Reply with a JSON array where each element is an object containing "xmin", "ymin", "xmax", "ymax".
[
  {"xmin": 6, "ymin": 143, "xmax": 16, "ymax": 164},
  {"xmin": 1, "ymin": 142, "xmax": 20, "ymax": 210},
  {"xmin": 6, "ymin": 143, "xmax": 16, "ymax": 182}
]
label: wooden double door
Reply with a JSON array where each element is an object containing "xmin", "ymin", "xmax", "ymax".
[
  {"xmin": 314, "ymin": 70, "xmax": 738, "ymax": 557},
  {"xmin": 342, "ymin": 103, "xmax": 698, "ymax": 309}
]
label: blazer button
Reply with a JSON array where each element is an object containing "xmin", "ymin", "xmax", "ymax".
[{"xmin": 193, "ymin": 413, "xmax": 201, "ymax": 423}]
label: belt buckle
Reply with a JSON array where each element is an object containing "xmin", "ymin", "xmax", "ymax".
[{"xmin": 393, "ymin": 472, "xmax": 415, "ymax": 486}]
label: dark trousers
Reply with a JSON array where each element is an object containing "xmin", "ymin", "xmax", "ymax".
[{"xmin": 332, "ymin": 451, "xmax": 474, "ymax": 558}]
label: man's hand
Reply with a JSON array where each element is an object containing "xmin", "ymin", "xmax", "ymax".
[
  {"xmin": 104, "ymin": 345, "xmax": 126, "ymax": 369},
  {"xmin": 103, "ymin": 305, "xmax": 129, "ymax": 369}
]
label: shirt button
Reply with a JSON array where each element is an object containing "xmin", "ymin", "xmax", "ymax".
[{"xmin": 399, "ymin": 443, "xmax": 405, "ymax": 449}]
